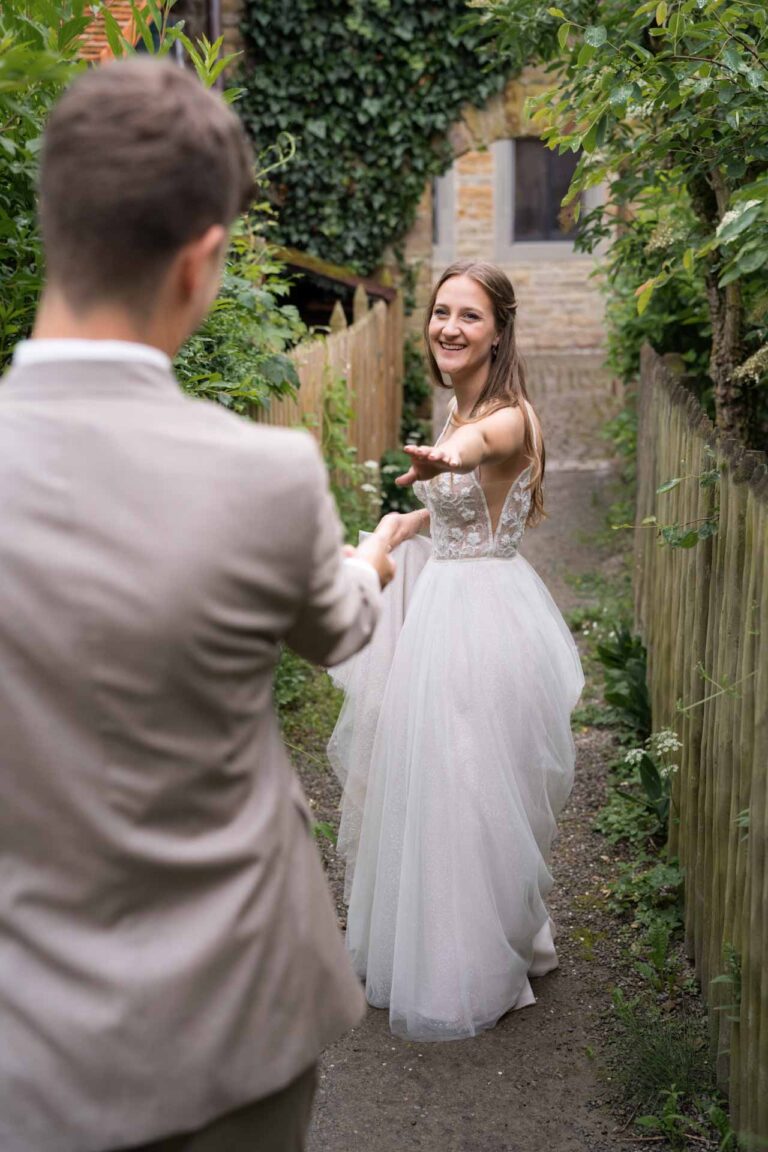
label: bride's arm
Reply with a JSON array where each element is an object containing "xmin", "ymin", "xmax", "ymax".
[
  {"xmin": 396, "ymin": 406, "xmax": 527, "ymax": 485},
  {"xmin": 373, "ymin": 508, "xmax": 430, "ymax": 549}
]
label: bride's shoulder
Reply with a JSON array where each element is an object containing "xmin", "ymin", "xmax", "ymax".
[{"xmin": 475, "ymin": 402, "xmax": 526, "ymax": 438}]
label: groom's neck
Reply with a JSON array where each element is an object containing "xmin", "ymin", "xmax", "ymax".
[{"xmin": 32, "ymin": 285, "xmax": 176, "ymax": 356}]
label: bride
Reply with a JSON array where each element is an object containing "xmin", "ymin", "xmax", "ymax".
[{"xmin": 328, "ymin": 260, "xmax": 584, "ymax": 1041}]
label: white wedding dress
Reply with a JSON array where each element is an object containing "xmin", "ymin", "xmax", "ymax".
[{"xmin": 328, "ymin": 414, "xmax": 584, "ymax": 1041}]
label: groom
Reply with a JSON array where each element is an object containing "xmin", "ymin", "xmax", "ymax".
[{"xmin": 0, "ymin": 59, "xmax": 393, "ymax": 1152}]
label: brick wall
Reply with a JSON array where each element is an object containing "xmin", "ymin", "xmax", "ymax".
[{"xmin": 220, "ymin": 0, "xmax": 244, "ymax": 58}]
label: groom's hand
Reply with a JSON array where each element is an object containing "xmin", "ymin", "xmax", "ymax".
[{"xmin": 349, "ymin": 535, "xmax": 395, "ymax": 590}]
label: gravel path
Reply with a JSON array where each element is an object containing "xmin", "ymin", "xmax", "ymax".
[{"xmin": 294, "ymin": 467, "xmax": 648, "ymax": 1152}]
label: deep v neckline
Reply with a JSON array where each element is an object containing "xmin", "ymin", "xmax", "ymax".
[{"xmin": 434, "ymin": 403, "xmax": 533, "ymax": 539}]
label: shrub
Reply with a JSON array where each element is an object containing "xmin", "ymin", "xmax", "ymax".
[{"xmin": 0, "ymin": 0, "xmax": 303, "ymax": 419}]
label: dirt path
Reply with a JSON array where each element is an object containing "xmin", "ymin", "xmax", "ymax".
[{"xmin": 295, "ymin": 465, "xmax": 645, "ymax": 1152}]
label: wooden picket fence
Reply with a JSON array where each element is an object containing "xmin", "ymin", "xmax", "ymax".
[
  {"xmin": 256, "ymin": 285, "xmax": 404, "ymax": 463},
  {"xmin": 634, "ymin": 345, "xmax": 768, "ymax": 1146}
]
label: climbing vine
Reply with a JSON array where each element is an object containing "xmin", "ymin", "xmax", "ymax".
[{"xmin": 238, "ymin": 0, "xmax": 510, "ymax": 273}]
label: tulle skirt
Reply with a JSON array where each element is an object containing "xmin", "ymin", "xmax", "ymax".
[{"xmin": 328, "ymin": 538, "xmax": 584, "ymax": 1041}]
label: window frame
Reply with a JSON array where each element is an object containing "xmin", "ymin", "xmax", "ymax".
[
  {"xmin": 432, "ymin": 165, "xmax": 456, "ymax": 268},
  {"xmin": 492, "ymin": 139, "xmax": 602, "ymax": 263}
]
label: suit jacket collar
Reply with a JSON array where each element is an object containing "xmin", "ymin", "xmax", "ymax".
[
  {"xmin": 1, "ymin": 355, "xmax": 183, "ymax": 401},
  {"xmin": 13, "ymin": 339, "xmax": 171, "ymax": 373}
]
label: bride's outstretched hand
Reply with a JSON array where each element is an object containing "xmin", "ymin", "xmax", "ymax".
[{"xmin": 395, "ymin": 443, "xmax": 463, "ymax": 487}]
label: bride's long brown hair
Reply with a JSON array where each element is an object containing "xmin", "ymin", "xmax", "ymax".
[{"xmin": 423, "ymin": 260, "xmax": 545, "ymax": 525}]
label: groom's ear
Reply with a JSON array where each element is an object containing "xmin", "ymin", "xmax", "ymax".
[{"xmin": 178, "ymin": 225, "xmax": 228, "ymax": 306}]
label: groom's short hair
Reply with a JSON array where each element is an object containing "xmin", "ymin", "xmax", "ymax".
[{"xmin": 39, "ymin": 57, "xmax": 255, "ymax": 314}]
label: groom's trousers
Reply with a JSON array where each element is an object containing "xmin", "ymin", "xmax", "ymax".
[{"xmin": 115, "ymin": 1064, "xmax": 317, "ymax": 1152}]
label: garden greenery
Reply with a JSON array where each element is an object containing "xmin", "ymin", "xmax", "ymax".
[
  {"xmin": 470, "ymin": 0, "xmax": 768, "ymax": 448},
  {"xmin": 238, "ymin": 0, "xmax": 509, "ymax": 273},
  {"xmin": 0, "ymin": 0, "xmax": 304, "ymax": 414}
]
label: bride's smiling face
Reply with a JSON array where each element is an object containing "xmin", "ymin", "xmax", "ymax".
[{"xmin": 428, "ymin": 275, "xmax": 498, "ymax": 384}]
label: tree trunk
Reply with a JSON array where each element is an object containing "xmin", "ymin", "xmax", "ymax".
[
  {"xmin": 689, "ymin": 170, "xmax": 749, "ymax": 443},
  {"xmin": 706, "ymin": 273, "xmax": 747, "ymax": 440}
]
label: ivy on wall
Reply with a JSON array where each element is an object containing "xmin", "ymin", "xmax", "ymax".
[{"xmin": 238, "ymin": 0, "xmax": 510, "ymax": 273}]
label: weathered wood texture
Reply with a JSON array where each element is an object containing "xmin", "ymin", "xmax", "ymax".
[
  {"xmin": 635, "ymin": 345, "xmax": 768, "ymax": 1146},
  {"xmin": 256, "ymin": 294, "xmax": 404, "ymax": 464}
]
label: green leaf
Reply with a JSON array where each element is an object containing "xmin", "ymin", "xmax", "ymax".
[
  {"xmin": 584, "ymin": 24, "xmax": 608, "ymax": 47},
  {"xmin": 683, "ymin": 247, "xmax": 695, "ymax": 273},
  {"xmin": 655, "ymin": 0, "xmax": 668, "ymax": 24},
  {"xmin": 101, "ymin": 7, "xmax": 129, "ymax": 58},
  {"xmin": 557, "ymin": 21, "xmax": 571, "ymax": 50},
  {"xmin": 547, "ymin": 7, "xmax": 566, "ymax": 18},
  {"xmin": 636, "ymin": 283, "xmax": 655, "ymax": 315},
  {"xmin": 306, "ymin": 118, "xmax": 327, "ymax": 139},
  {"xmin": 697, "ymin": 520, "xmax": 719, "ymax": 541},
  {"xmin": 657, "ymin": 477, "xmax": 683, "ymax": 494},
  {"xmin": 715, "ymin": 201, "xmax": 762, "ymax": 245},
  {"xmin": 678, "ymin": 531, "xmax": 702, "ymax": 548},
  {"xmin": 131, "ymin": 2, "xmax": 157, "ymax": 55},
  {"xmin": 668, "ymin": 11, "xmax": 685, "ymax": 36}
]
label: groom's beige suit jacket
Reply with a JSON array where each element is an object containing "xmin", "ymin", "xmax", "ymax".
[{"xmin": 0, "ymin": 344, "xmax": 374, "ymax": 1152}]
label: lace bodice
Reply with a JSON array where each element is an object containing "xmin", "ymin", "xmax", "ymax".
[
  {"xmin": 413, "ymin": 402, "xmax": 536, "ymax": 561},
  {"xmin": 414, "ymin": 466, "xmax": 531, "ymax": 560}
]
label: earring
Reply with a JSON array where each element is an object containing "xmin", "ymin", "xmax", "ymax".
[{"xmin": 491, "ymin": 344, "xmax": 499, "ymax": 361}]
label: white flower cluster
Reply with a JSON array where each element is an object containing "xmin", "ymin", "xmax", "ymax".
[
  {"xmin": 624, "ymin": 728, "xmax": 683, "ymax": 773},
  {"xmin": 650, "ymin": 728, "xmax": 683, "ymax": 758}
]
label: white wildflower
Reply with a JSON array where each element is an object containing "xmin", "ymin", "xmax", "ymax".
[
  {"xmin": 649, "ymin": 728, "xmax": 683, "ymax": 756},
  {"xmin": 360, "ymin": 483, "xmax": 378, "ymax": 494},
  {"xmin": 363, "ymin": 460, "xmax": 379, "ymax": 471},
  {"xmin": 624, "ymin": 748, "xmax": 645, "ymax": 767}
]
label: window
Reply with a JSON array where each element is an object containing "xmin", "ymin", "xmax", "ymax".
[{"xmin": 513, "ymin": 138, "xmax": 580, "ymax": 242}]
